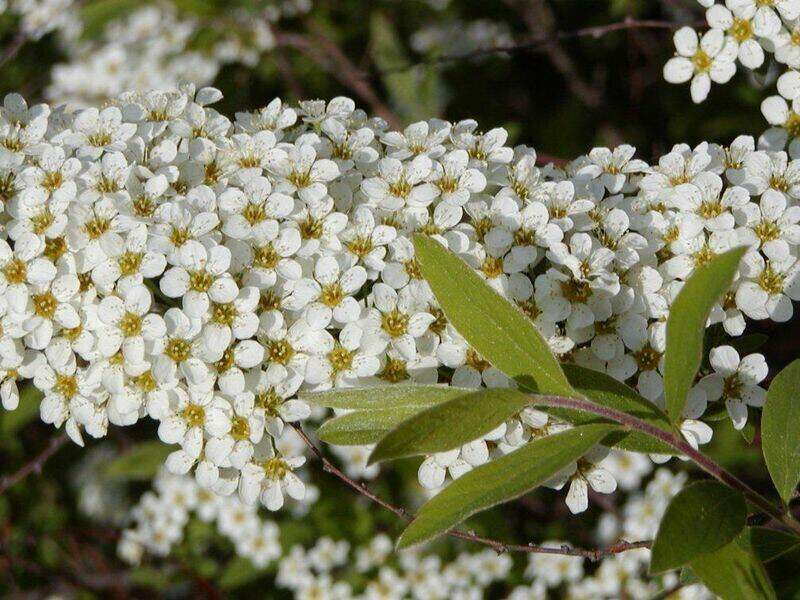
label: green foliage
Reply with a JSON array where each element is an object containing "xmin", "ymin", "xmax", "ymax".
[
  {"xmin": 650, "ymin": 480, "xmax": 746, "ymax": 574},
  {"xmin": 368, "ymin": 388, "xmax": 531, "ymax": 464},
  {"xmin": 0, "ymin": 385, "xmax": 42, "ymax": 436},
  {"xmin": 370, "ymin": 13, "xmax": 444, "ymax": 121},
  {"xmin": 318, "ymin": 407, "xmax": 425, "ymax": 445},
  {"xmin": 413, "ymin": 234, "xmax": 574, "ymax": 397},
  {"xmin": 663, "ymin": 247, "xmax": 748, "ymax": 422},
  {"xmin": 762, "ymin": 359, "xmax": 800, "ymax": 503},
  {"xmin": 217, "ymin": 557, "xmax": 264, "ymax": 590},
  {"xmin": 396, "ymin": 424, "xmax": 616, "ymax": 549},
  {"xmin": 689, "ymin": 531, "xmax": 776, "ymax": 600},
  {"xmin": 103, "ymin": 441, "xmax": 172, "ymax": 481}
]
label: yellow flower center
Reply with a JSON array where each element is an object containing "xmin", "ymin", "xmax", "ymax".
[
  {"xmin": 3, "ymin": 258, "xmax": 27, "ymax": 284},
  {"xmin": 691, "ymin": 49, "xmax": 712, "ymax": 73},
  {"xmin": 165, "ymin": 338, "xmax": 192, "ymax": 363},
  {"xmin": 182, "ymin": 403, "xmax": 205, "ymax": 427},
  {"xmin": 33, "ymin": 292, "xmax": 57, "ymax": 319},
  {"xmin": 381, "ymin": 308, "xmax": 409, "ymax": 337},
  {"xmin": 119, "ymin": 312, "xmax": 142, "ymax": 336}
]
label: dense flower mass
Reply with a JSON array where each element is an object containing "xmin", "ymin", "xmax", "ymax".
[{"xmin": 0, "ymin": 84, "xmax": 791, "ymax": 522}]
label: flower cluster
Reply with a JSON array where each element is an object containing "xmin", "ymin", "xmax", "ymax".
[
  {"xmin": 0, "ymin": 83, "xmax": 783, "ymax": 520},
  {"xmin": 663, "ymin": 0, "xmax": 800, "ymax": 105},
  {"xmin": 118, "ymin": 467, "xmax": 708, "ymax": 599},
  {"xmin": 117, "ymin": 468, "xmax": 282, "ymax": 568}
]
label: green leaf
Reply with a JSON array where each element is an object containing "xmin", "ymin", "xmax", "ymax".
[
  {"xmin": 217, "ymin": 557, "xmax": 263, "ymax": 590},
  {"xmin": 0, "ymin": 385, "xmax": 42, "ymax": 435},
  {"xmin": 752, "ymin": 528, "xmax": 800, "ymax": 598},
  {"xmin": 369, "ymin": 388, "xmax": 531, "ymax": 464},
  {"xmin": 370, "ymin": 13, "xmax": 444, "ymax": 121},
  {"xmin": 663, "ymin": 246, "xmax": 747, "ymax": 422},
  {"xmin": 650, "ymin": 480, "xmax": 747, "ymax": 574},
  {"xmin": 317, "ymin": 408, "xmax": 422, "ymax": 446},
  {"xmin": 762, "ymin": 359, "xmax": 800, "ymax": 504},
  {"xmin": 561, "ymin": 364, "xmax": 676, "ymax": 455},
  {"xmin": 751, "ymin": 528, "xmax": 800, "ymax": 563},
  {"xmin": 413, "ymin": 234, "xmax": 574, "ymax": 397},
  {"xmin": 396, "ymin": 423, "xmax": 615, "ymax": 549},
  {"xmin": 103, "ymin": 442, "xmax": 172, "ymax": 481},
  {"xmin": 690, "ymin": 531, "xmax": 777, "ymax": 600},
  {"xmin": 302, "ymin": 384, "xmax": 468, "ymax": 410}
]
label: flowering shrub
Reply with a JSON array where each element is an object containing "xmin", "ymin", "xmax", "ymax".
[{"xmin": 2, "ymin": 0, "xmax": 800, "ymax": 598}]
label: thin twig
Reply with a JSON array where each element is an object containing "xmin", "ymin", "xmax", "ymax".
[
  {"xmin": 291, "ymin": 423, "xmax": 651, "ymax": 560},
  {"xmin": 0, "ymin": 433, "xmax": 69, "ymax": 495},
  {"xmin": 375, "ymin": 18, "xmax": 699, "ymax": 76},
  {"xmin": 0, "ymin": 31, "xmax": 28, "ymax": 69}
]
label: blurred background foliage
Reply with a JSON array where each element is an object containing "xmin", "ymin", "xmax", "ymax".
[{"xmin": 0, "ymin": 0, "xmax": 787, "ymax": 597}]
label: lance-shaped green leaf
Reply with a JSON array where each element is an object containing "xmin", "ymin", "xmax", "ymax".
[
  {"xmin": 663, "ymin": 246, "xmax": 747, "ymax": 422},
  {"xmin": 650, "ymin": 480, "xmax": 747, "ymax": 574},
  {"xmin": 690, "ymin": 531, "xmax": 776, "ymax": 600},
  {"xmin": 561, "ymin": 364, "xmax": 676, "ymax": 455},
  {"xmin": 302, "ymin": 384, "xmax": 469, "ymax": 411},
  {"xmin": 317, "ymin": 408, "xmax": 423, "ymax": 446},
  {"xmin": 369, "ymin": 388, "xmax": 531, "ymax": 464},
  {"xmin": 762, "ymin": 359, "xmax": 800, "ymax": 504},
  {"xmin": 413, "ymin": 234, "xmax": 574, "ymax": 397},
  {"xmin": 396, "ymin": 423, "xmax": 615, "ymax": 549}
]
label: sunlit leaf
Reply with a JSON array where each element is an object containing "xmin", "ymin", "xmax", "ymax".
[
  {"xmin": 369, "ymin": 388, "xmax": 531, "ymax": 464},
  {"xmin": 317, "ymin": 408, "xmax": 423, "ymax": 446},
  {"xmin": 413, "ymin": 234, "xmax": 574, "ymax": 397},
  {"xmin": 302, "ymin": 384, "xmax": 468, "ymax": 410}
]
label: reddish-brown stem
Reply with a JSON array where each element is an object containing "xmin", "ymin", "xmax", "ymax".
[
  {"xmin": 0, "ymin": 433, "xmax": 69, "ymax": 495},
  {"xmin": 291, "ymin": 423, "xmax": 651, "ymax": 560}
]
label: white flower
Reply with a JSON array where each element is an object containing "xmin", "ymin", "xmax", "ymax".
[
  {"xmin": 360, "ymin": 283, "xmax": 435, "ymax": 361},
  {"xmin": 727, "ymin": 0, "xmax": 800, "ymax": 37},
  {"xmin": 663, "ymin": 27, "xmax": 737, "ymax": 103},
  {"xmin": 64, "ymin": 106, "xmax": 136, "ymax": 159},
  {"xmin": 361, "ymin": 156, "xmax": 437, "ymax": 210},
  {"xmin": 699, "ymin": 345, "xmax": 767, "ymax": 429},
  {"xmin": 239, "ymin": 444, "xmax": 306, "ymax": 510},
  {"xmin": 96, "ymin": 285, "xmax": 165, "ymax": 372},
  {"xmin": 705, "ymin": 4, "xmax": 764, "ymax": 69},
  {"xmin": 268, "ymin": 141, "xmax": 339, "ymax": 203},
  {"xmin": 736, "ymin": 251, "xmax": 800, "ymax": 321},
  {"xmin": 156, "ymin": 386, "xmax": 231, "ymax": 456},
  {"xmin": 160, "ymin": 242, "xmax": 238, "ymax": 319}
]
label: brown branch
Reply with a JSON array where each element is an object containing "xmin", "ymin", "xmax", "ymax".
[
  {"xmin": 273, "ymin": 27, "xmax": 402, "ymax": 129},
  {"xmin": 0, "ymin": 433, "xmax": 69, "ymax": 495},
  {"xmin": 291, "ymin": 423, "xmax": 651, "ymax": 561},
  {"xmin": 511, "ymin": 0, "xmax": 603, "ymax": 108},
  {"xmin": 0, "ymin": 31, "xmax": 28, "ymax": 69},
  {"xmin": 376, "ymin": 17, "xmax": 701, "ymax": 76}
]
